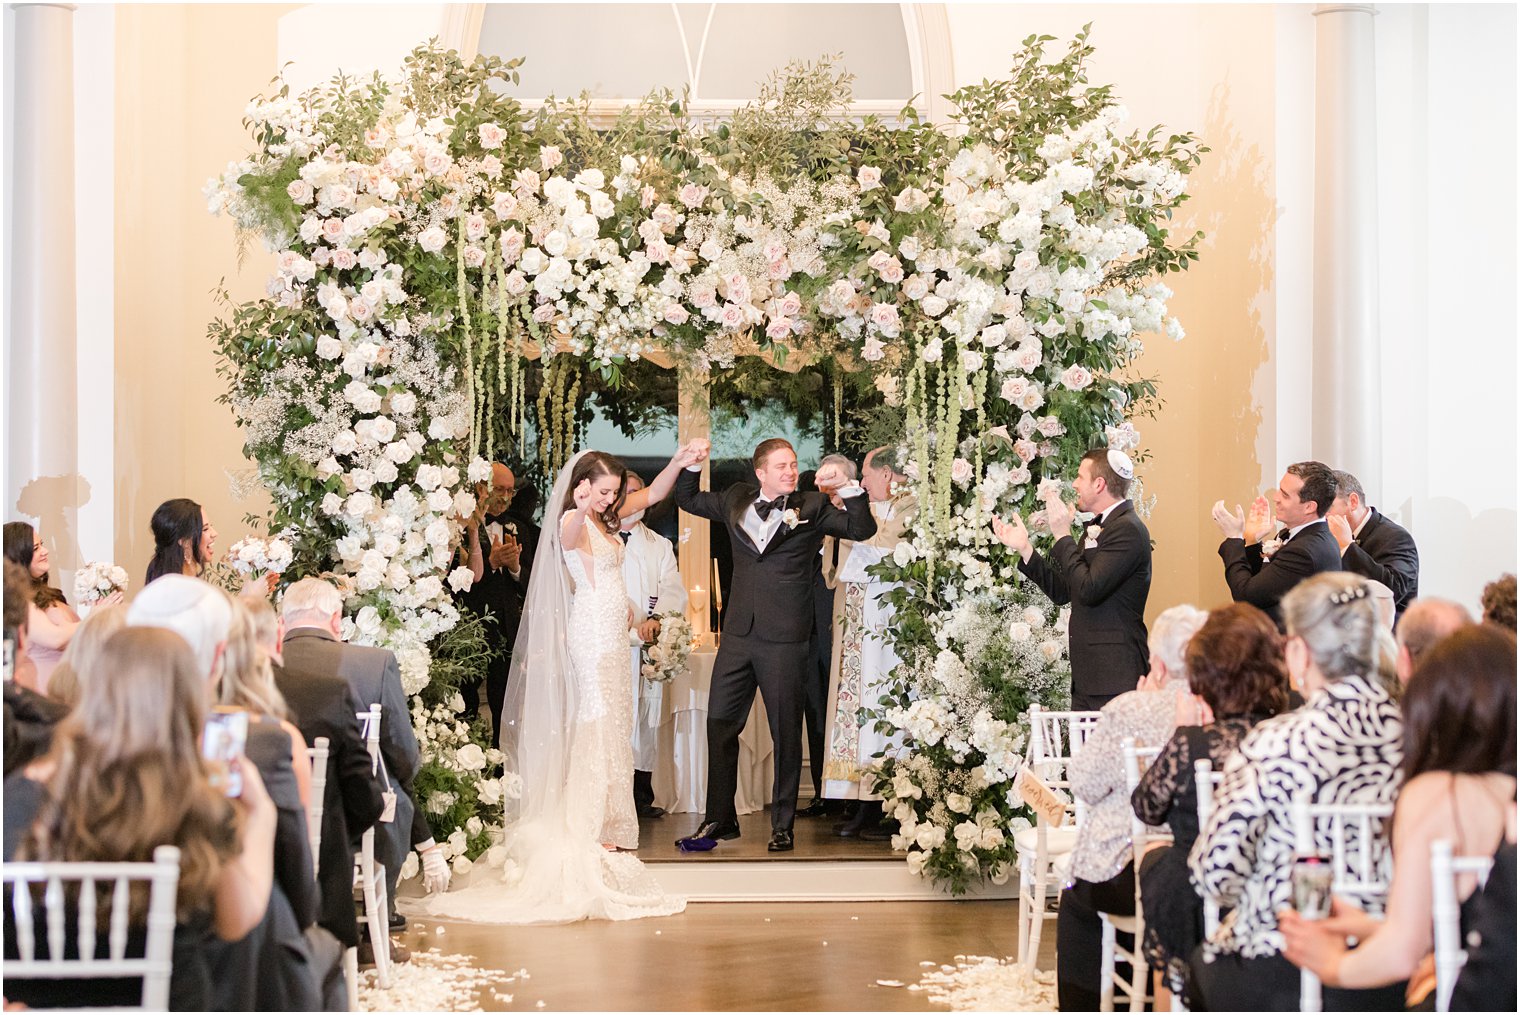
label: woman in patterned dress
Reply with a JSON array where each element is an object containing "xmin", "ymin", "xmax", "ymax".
[{"xmin": 1187, "ymin": 572, "xmax": 1406, "ymax": 1011}]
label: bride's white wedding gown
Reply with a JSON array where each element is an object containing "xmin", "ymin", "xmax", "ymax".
[{"xmin": 408, "ymin": 517, "xmax": 685, "ymax": 924}]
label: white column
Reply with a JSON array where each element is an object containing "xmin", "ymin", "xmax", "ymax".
[
  {"xmin": 5, "ymin": 4, "xmax": 81, "ymax": 569},
  {"xmin": 1310, "ymin": 4, "xmax": 1381, "ymax": 493}
]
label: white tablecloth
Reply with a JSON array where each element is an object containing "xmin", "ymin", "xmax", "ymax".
[{"xmin": 651, "ymin": 644, "xmax": 774, "ymax": 814}]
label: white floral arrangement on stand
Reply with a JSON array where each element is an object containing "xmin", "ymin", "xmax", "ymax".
[
  {"xmin": 73, "ymin": 562, "xmax": 128, "ymax": 606},
  {"xmin": 640, "ymin": 613, "xmax": 694, "ymax": 684}
]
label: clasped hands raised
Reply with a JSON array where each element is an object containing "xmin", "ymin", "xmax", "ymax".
[
  {"xmin": 1210, "ymin": 494, "xmax": 1274, "ymax": 544},
  {"xmin": 989, "ymin": 486, "xmax": 1080, "ymax": 562}
]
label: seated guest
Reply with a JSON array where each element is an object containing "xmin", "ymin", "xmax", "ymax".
[
  {"xmin": 1055, "ymin": 604, "xmax": 1208, "ymax": 1012},
  {"xmin": 270, "ymin": 581, "xmax": 390, "ymax": 955},
  {"xmin": 1481, "ymin": 573, "xmax": 1516, "ymax": 630},
  {"xmin": 1449, "ymin": 823, "xmax": 1516, "ymax": 1012},
  {"xmin": 1393, "ymin": 597, "xmax": 1472, "ymax": 685},
  {"xmin": 46, "ymin": 602, "xmax": 127, "ymax": 709},
  {"xmin": 280, "ymin": 577, "xmax": 447, "ymax": 932},
  {"xmin": 1131, "ymin": 603, "xmax": 1288, "ymax": 1001},
  {"xmin": 1280, "ymin": 624, "xmax": 1516, "ymax": 1008},
  {"xmin": 4, "ymin": 626, "xmax": 276, "ymax": 1010},
  {"xmin": 1189, "ymin": 573, "xmax": 1405, "ymax": 1011},
  {"xmin": 1211, "ymin": 461, "xmax": 1343, "ymax": 629},
  {"xmin": 2, "ymin": 561, "xmax": 67, "ymax": 776},
  {"xmin": 127, "ymin": 576, "xmax": 321, "ymax": 1009},
  {"xmin": 144, "ymin": 498, "xmax": 217, "ymax": 585},
  {"xmin": 3, "ymin": 521, "xmax": 109, "ymax": 692},
  {"xmin": 1327, "ymin": 471, "xmax": 1420, "ymax": 621}
]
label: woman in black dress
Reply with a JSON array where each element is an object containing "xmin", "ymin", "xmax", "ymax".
[{"xmin": 1131, "ymin": 603, "xmax": 1288, "ymax": 997}]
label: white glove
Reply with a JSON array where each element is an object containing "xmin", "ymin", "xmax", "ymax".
[{"xmin": 419, "ymin": 841, "xmax": 451, "ymax": 894}]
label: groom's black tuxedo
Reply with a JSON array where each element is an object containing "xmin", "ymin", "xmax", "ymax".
[
  {"xmin": 676, "ymin": 469, "xmax": 876, "ymax": 832},
  {"xmin": 1219, "ymin": 519, "xmax": 1343, "ymax": 630},
  {"xmin": 1018, "ymin": 500, "xmax": 1152, "ymax": 710}
]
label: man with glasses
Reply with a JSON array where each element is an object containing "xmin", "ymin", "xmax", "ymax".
[{"xmin": 461, "ymin": 462, "xmax": 539, "ymax": 746}]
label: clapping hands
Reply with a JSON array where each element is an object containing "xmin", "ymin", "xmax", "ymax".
[
  {"xmin": 990, "ymin": 512, "xmax": 1034, "ymax": 562},
  {"xmin": 1042, "ymin": 489, "xmax": 1078, "ymax": 536},
  {"xmin": 1212, "ymin": 494, "xmax": 1272, "ymax": 543}
]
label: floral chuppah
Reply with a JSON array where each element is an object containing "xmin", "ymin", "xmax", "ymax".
[{"xmin": 207, "ymin": 29, "xmax": 1203, "ymax": 889}]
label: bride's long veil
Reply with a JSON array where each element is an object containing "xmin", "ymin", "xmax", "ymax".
[
  {"xmin": 497, "ymin": 450, "xmax": 586, "ymax": 833},
  {"xmin": 409, "ymin": 449, "xmax": 684, "ymax": 923}
]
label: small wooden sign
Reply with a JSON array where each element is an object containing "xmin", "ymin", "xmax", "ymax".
[{"xmin": 1015, "ymin": 766, "xmax": 1069, "ymax": 828}]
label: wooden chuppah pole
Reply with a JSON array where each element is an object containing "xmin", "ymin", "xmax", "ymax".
[{"xmin": 675, "ymin": 367, "xmax": 715, "ymax": 645}]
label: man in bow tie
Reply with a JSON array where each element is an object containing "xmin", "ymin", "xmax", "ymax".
[
  {"xmin": 992, "ymin": 447, "xmax": 1153, "ymax": 710},
  {"xmin": 674, "ymin": 437, "xmax": 877, "ymax": 853},
  {"xmin": 1212, "ymin": 460, "xmax": 1344, "ymax": 629}
]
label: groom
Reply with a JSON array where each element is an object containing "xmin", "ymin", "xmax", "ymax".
[{"xmin": 675, "ymin": 437, "xmax": 877, "ymax": 852}]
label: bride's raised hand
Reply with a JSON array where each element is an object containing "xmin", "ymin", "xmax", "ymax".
[{"xmin": 573, "ymin": 477, "xmax": 595, "ymax": 513}]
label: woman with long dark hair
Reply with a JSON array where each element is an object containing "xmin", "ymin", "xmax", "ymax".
[
  {"xmin": 145, "ymin": 499, "xmax": 217, "ymax": 585},
  {"xmin": 1280, "ymin": 622, "xmax": 1516, "ymax": 1007},
  {"xmin": 2, "ymin": 522, "xmax": 112, "ymax": 692}
]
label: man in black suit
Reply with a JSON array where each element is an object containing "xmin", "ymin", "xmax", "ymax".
[
  {"xmin": 674, "ymin": 437, "xmax": 877, "ymax": 852},
  {"xmin": 459, "ymin": 462, "xmax": 538, "ymax": 746},
  {"xmin": 1213, "ymin": 460, "xmax": 1344, "ymax": 629},
  {"xmin": 992, "ymin": 448, "xmax": 1153, "ymax": 711},
  {"xmin": 1328, "ymin": 470, "xmax": 1420, "ymax": 621},
  {"xmin": 279, "ymin": 578, "xmax": 441, "ymax": 939},
  {"xmin": 272, "ymin": 655, "xmax": 384, "ymax": 957}
]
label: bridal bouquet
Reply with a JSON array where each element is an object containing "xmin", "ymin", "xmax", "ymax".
[
  {"xmin": 226, "ymin": 534, "xmax": 295, "ymax": 577},
  {"xmin": 73, "ymin": 562, "xmax": 128, "ymax": 605},
  {"xmin": 640, "ymin": 613, "xmax": 694, "ymax": 684}
]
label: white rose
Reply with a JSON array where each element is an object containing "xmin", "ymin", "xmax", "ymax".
[
  {"xmin": 1060, "ymin": 364, "xmax": 1094, "ymax": 390},
  {"xmin": 417, "ymin": 225, "xmax": 447, "ymax": 253},
  {"xmin": 331, "ymin": 430, "xmax": 359, "ymax": 455},
  {"xmin": 478, "ymin": 122, "xmax": 506, "ymax": 149},
  {"xmin": 857, "ymin": 166, "xmax": 882, "ymax": 192},
  {"xmin": 950, "ymin": 457, "xmax": 973, "ymax": 487},
  {"xmin": 539, "ymin": 145, "xmax": 563, "ymax": 171},
  {"xmin": 543, "ymin": 230, "xmax": 568, "ymax": 256},
  {"xmin": 921, "ymin": 294, "xmax": 948, "ymax": 317},
  {"xmin": 315, "ymin": 336, "xmax": 342, "ymax": 360},
  {"xmin": 1008, "ymin": 621, "xmax": 1032, "ymax": 642},
  {"xmin": 354, "ymin": 606, "xmax": 383, "ymax": 637}
]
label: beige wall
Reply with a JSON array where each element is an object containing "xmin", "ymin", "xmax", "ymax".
[{"xmin": 113, "ymin": 5, "xmax": 293, "ymax": 582}]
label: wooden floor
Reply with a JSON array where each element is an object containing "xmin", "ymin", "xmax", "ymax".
[
  {"xmin": 390, "ymin": 810, "xmax": 1058, "ymax": 1011},
  {"xmin": 397, "ymin": 899, "xmax": 1053, "ymax": 1011}
]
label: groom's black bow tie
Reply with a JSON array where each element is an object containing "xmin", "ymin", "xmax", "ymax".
[
  {"xmin": 1276, "ymin": 528, "xmax": 1290, "ymax": 542},
  {"xmin": 754, "ymin": 495, "xmax": 788, "ymax": 520}
]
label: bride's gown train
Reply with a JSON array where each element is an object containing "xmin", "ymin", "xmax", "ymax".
[{"xmin": 408, "ymin": 474, "xmax": 685, "ymax": 924}]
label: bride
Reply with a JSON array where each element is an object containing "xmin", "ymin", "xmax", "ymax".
[{"xmin": 412, "ymin": 444, "xmax": 703, "ymax": 924}]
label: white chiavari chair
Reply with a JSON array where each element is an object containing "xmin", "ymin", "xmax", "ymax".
[
  {"xmin": 1430, "ymin": 838, "xmax": 1494, "ymax": 1013},
  {"xmin": 1016, "ymin": 703, "xmax": 1101, "ymax": 970},
  {"xmin": 3, "ymin": 845, "xmax": 182, "ymax": 1011}
]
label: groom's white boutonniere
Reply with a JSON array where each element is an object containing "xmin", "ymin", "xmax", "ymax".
[
  {"xmin": 781, "ymin": 507, "xmax": 803, "ymax": 530},
  {"xmin": 1084, "ymin": 523, "xmax": 1102, "ymax": 550},
  {"xmin": 1260, "ymin": 536, "xmax": 1283, "ymax": 561}
]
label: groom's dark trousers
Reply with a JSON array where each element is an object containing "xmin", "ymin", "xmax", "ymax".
[{"xmin": 676, "ymin": 469, "xmax": 876, "ymax": 832}]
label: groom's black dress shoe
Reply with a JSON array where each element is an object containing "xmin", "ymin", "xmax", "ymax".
[
  {"xmin": 677, "ymin": 819, "xmax": 740, "ymax": 845},
  {"xmin": 767, "ymin": 829, "xmax": 795, "ymax": 852},
  {"xmin": 795, "ymin": 799, "xmax": 834, "ymax": 818}
]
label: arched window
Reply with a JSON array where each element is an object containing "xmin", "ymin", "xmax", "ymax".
[{"xmin": 456, "ymin": 2, "xmax": 952, "ymax": 122}]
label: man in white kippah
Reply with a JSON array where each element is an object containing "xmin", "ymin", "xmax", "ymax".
[
  {"xmin": 125, "ymin": 572, "xmax": 234, "ymax": 678},
  {"xmin": 992, "ymin": 447, "xmax": 1153, "ymax": 710}
]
